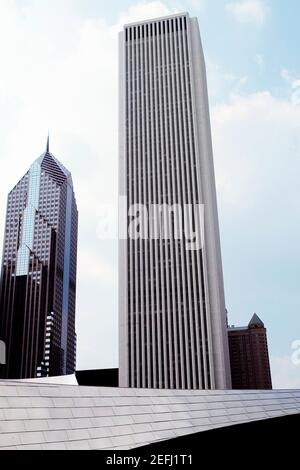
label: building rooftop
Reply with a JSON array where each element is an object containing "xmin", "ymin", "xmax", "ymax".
[
  {"xmin": 249, "ymin": 313, "xmax": 265, "ymax": 328},
  {"xmin": 228, "ymin": 314, "xmax": 266, "ymax": 332},
  {"xmin": 123, "ymin": 11, "xmax": 189, "ymax": 28},
  {"xmin": 35, "ymin": 135, "xmax": 73, "ymax": 188}
]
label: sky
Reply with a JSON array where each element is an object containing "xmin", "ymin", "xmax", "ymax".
[{"xmin": 0, "ymin": 0, "xmax": 299, "ymax": 388}]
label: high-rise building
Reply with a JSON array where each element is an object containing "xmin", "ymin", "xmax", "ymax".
[
  {"xmin": 228, "ymin": 314, "xmax": 272, "ymax": 389},
  {"xmin": 0, "ymin": 138, "xmax": 78, "ymax": 379},
  {"xmin": 119, "ymin": 13, "xmax": 231, "ymax": 389}
]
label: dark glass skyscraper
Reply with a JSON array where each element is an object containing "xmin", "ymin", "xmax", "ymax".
[{"xmin": 0, "ymin": 139, "xmax": 78, "ymax": 379}]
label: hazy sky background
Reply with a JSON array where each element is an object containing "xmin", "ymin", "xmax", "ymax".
[{"xmin": 0, "ymin": 0, "xmax": 299, "ymax": 387}]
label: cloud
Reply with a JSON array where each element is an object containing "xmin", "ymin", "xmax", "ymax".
[
  {"xmin": 206, "ymin": 61, "xmax": 248, "ymax": 101},
  {"xmin": 281, "ymin": 68, "xmax": 300, "ymax": 88},
  {"xmin": 115, "ymin": 0, "xmax": 179, "ymax": 27},
  {"xmin": 281, "ymin": 68, "xmax": 300, "ymax": 105},
  {"xmin": 211, "ymin": 90, "xmax": 300, "ymax": 389},
  {"xmin": 0, "ymin": 0, "xmax": 176, "ymax": 370},
  {"xmin": 255, "ymin": 53, "xmax": 264, "ymax": 66},
  {"xmin": 78, "ymin": 248, "xmax": 116, "ymax": 287},
  {"xmin": 211, "ymin": 91, "xmax": 300, "ymax": 211},
  {"xmin": 185, "ymin": 0, "xmax": 206, "ymax": 10},
  {"xmin": 0, "ymin": 1, "xmax": 299, "ymax": 378},
  {"xmin": 225, "ymin": 0, "xmax": 267, "ymax": 25},
  {"xmin": 271, "ymin": 356, "xmax": 300, "ymax": 389}
]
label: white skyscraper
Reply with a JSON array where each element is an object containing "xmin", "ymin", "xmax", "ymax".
[{"xmin": 119, "ymin": 13, "xmax": 231, "ymax": 389}]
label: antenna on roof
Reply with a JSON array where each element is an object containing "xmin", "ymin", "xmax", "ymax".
[{"xmin": 46, "ymin": 132, "xmax": 50, "ymax": 153}]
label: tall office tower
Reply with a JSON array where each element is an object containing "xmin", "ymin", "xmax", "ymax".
[
  {"xmin": 0, "ymin": 139, "xmax": 78, "ymax": 379},
  {"xmin": 228, "ymin": 314, "xmax": 272, "ymax": 390},
  {"xmin": 119, "ymin": 13, "xmax": 231, "ymax": 389}
]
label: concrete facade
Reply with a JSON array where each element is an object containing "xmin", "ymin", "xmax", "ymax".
[{"xmin": 119, "ymin": 12, "xmax": 231, "ymax": 390}]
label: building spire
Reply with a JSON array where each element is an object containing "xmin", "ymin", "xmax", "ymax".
[
  {"xmin": 46, "ymin": 133, "xmax": 50, "ymax": 153},
  {"xmin": 248, "ymin": 313, "xmax": 264, "ymax": 328}
]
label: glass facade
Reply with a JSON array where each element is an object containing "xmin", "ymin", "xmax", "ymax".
[
  {"xmin": 0, "ymin": 146, "xmax": 78, "ymax": 379},
  {"xmin": 16, "ymin": 161, "xmax": 41, "ymax": 276}
]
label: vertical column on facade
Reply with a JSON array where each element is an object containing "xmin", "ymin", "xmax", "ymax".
[
  {"xmin": 128, "ymin": 28, "xmax": 135, "ymax": 387},
  {"xmin": 27, "ymin": 265, "xmax": 32, "ymax": 377},
  {"xmin": 137, "ymin": 25, "xmax": 147, "ymax": 388},
  {"xmin": 148, "ymin": 24, "xmax": 158, "ymax": 387},
  {"xmin": 10, "ymin": 269, "xmax": 16, "ymax": 371},
  {"xmin": 143, "ymin": 24, "xmax": 152, "ymax": 389},
  {"xmin": 172, "ymin": 18, "xmax": 191, "ymax": 389},
  {"xmin": 177, "ymin": 16, "xmax": 198, "ymax": 389},
  {"xmin": 161, "ymin": 19, "xmax": 175, "ymax": 389},
  {"xmin": 134, "ymin": 26, "xmax": 141, "ymax": 388},
  {"xmin": 169, "ymin": 20, "xmax": 186, "ymax": 388},
  {"xmin": 135, "ymin": 25, "xmax": 141, "ymax": 388},
  {"xmin": 190, "ymin": 67, "xmax": 211, "ymax": 387},
  {"xmin": 186, "ymin": 19, "xmax": 215, "ymax": 389},
  {"xmin": 24, "ymin": 270, "xmax": 30, "ymax": 376},
  {"xmin": 23, "ymin": 267, "xmax": 31, "ymax": 377},
  {"xmin": 181, "ymin": 17, "xmax": 204, "ymax": 389},
  {"xmin": 29, "ymin": 260, "xmax": 35, "ymax": 377},
  {"xmin": 156, "ymin": 22, "xmax": 169, "ymax": 389},
  {"xmin": 32, "ymin": 260, "xmax": 37, "ymax": 376},
  {"xmin": 139, "ymin": 24, "xmax": 147, "ymax": 388},
  {"xmin": 35, "ymin": 258, "xmax": 42, "ymax": 377},
  {"xmin": 1, "ymin": 200, "xmax": 12, "ymax": 346},
  {"xmin": 2, "ymin": 260, "xmax": 7, "ymax": 362},
  {"xmin": 165, "ymin": 20, "xmax": 181, "ymax": 388},
  {"xmin": 152, "ymin": 22, "xmax": 163, "ymax": 388}
]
